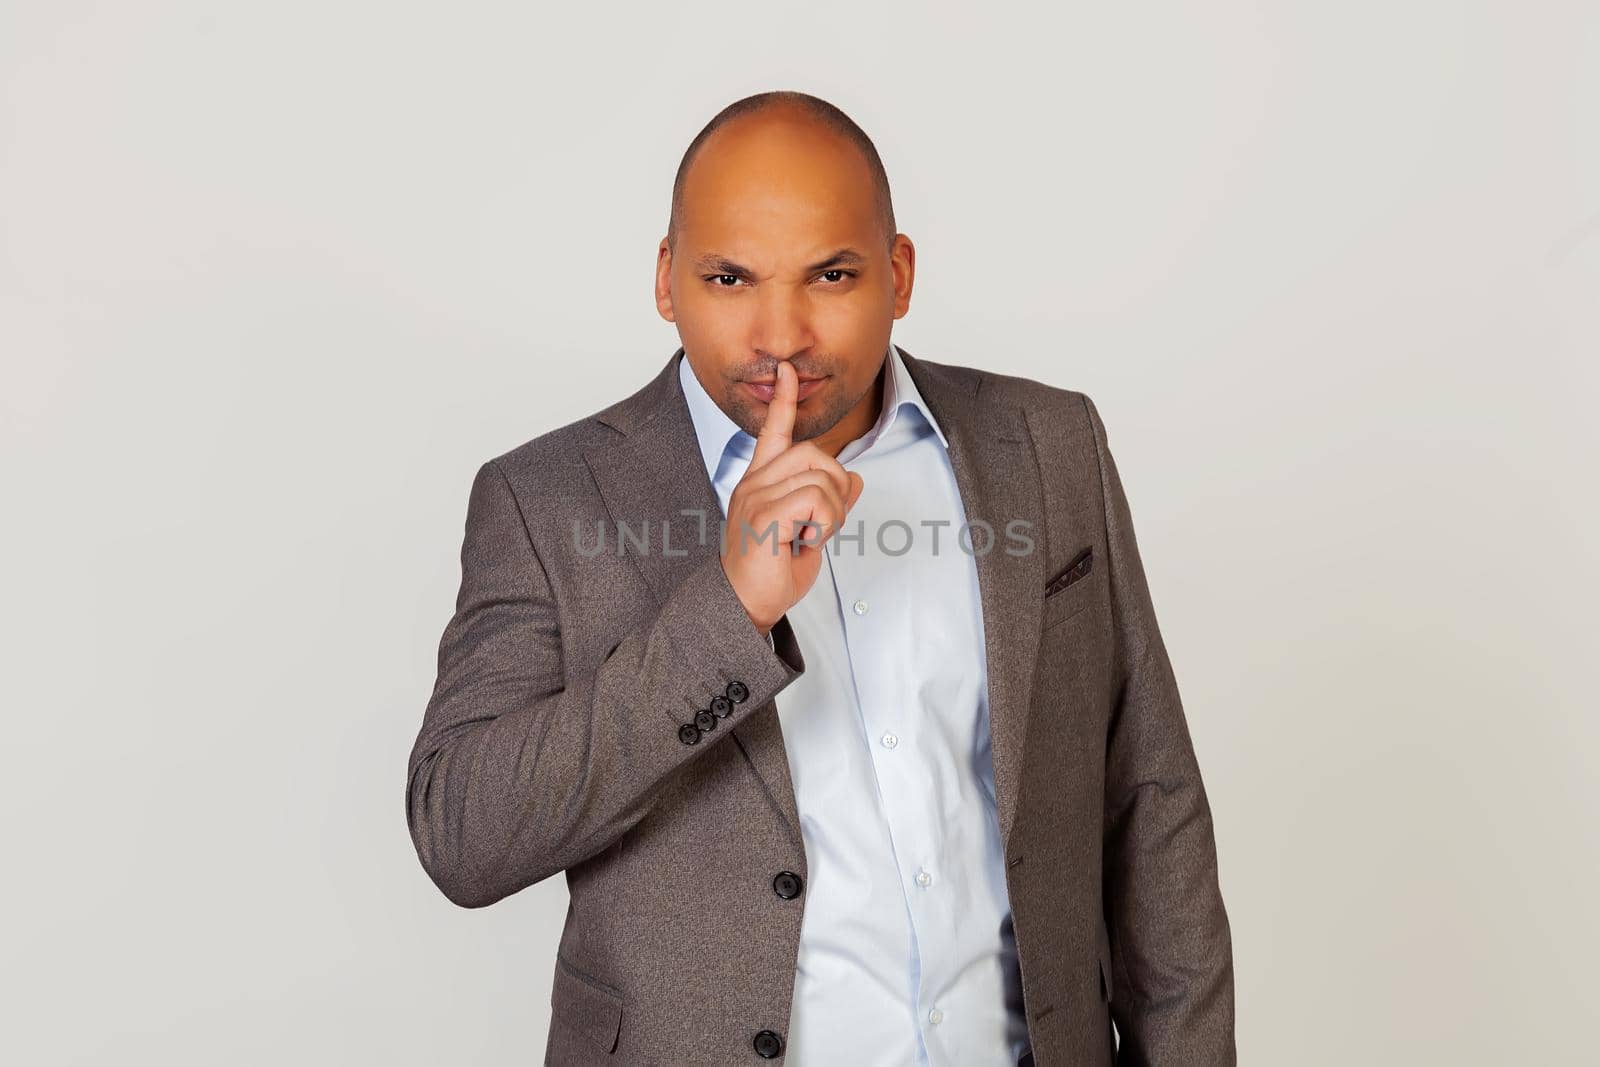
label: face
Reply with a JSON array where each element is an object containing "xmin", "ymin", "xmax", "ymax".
[{"xmin": 655, "ymin": 108, "xmax": 916, "ymax": 457}]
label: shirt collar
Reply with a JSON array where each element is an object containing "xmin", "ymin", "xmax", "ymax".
[{"xmin": 677, "ymin": 343, "xmax": 949, "ymax": 486}]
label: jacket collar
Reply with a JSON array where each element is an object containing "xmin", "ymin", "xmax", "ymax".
[{"xmin": 673, "ymin": 343, "xmax": 953, "ymax": 489}]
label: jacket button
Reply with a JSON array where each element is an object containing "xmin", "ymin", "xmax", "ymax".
[
  {"xmin": 772, "ymin": 871, "xmax": 803, "ymax": 900},
  {"xmin": 710, "ymin": 695, "xmax": 733, "ymax": 717},
  {"xmin": 694, "ymin": 709, "xmax": 718, "ymax": 732},
  {"xmin": 753, "ymin": 1029, "xmax": 784, "ymax": 1058},
  {"xmin": 726, "ymin": 680, "xmax": 749, "ymax": 703},
  {"xmin": 677, "ymin": 723, "xmax": 701, "ymax": 745}
]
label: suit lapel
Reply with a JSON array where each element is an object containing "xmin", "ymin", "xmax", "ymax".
[
  {"xmin": 583, "ymin": 346, "xmax": 1046, "ymax": 854},
  {"xmin": 899, "ymin": 347, "xmax": 1045, "ymax": 849}
]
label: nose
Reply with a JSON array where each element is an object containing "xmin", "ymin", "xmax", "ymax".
[{"xmin": 749, "ymin": 280, "xmax": 815, "ymax": 363}]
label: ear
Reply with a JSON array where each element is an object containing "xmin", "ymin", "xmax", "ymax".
[
  {"xmin": 655, "ymin": 238, "xmax": 676, "ymax": 322},
  {"xmin": 889, "ymin": 233, "xmax": 915, "ymax": 319}
]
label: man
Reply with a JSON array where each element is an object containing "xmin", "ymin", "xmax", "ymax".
[{"xmin": 406, "ymin": 91, "xmax": 1235, "ymax": 1066}]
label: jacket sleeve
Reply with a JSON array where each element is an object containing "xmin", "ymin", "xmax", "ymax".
[
  {"xmin": 405, "ymin": 458, "xmax": 805, "ymax": 908},
  {"xmin": 1082, "ymin": 395, "xmax": 1236, "ymax": 1064}
]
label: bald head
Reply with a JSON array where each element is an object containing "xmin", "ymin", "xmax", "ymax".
[
  {"xmin": 654, "ymin": 91, "xmax": 917, "ymax": 461},
  {"xmin": 667, "ymin": 91, "xmax": 896, "ymax": 254}
]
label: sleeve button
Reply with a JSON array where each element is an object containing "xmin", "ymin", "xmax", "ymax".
[
  {"xmin": 726, "ymin": 680, "xmax": 749, "ymax": 703},
  {"xmin": 694, "ymin": 709, "xmax": 718, "ymax": 732},
  {"xmin": 677, "ymin": 723, "xmax": 701, "ymax": 745},
  {"xmin": 710, "ymin": 695, "xmax": 732, "ymax": 717}
]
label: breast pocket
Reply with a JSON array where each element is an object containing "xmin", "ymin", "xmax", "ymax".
[{"xmin": 1041, "ymin": 544, "xmax": 1100, "ymax": 632}]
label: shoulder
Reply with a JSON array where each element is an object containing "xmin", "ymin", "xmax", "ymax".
[
  {"xmin": 474, "ymin": 353, "xmax": 677, "ymax": 493},
  {"xmin": 460, "ymin": 399, "xmax": 625, "ymax": 517},
  {"xmin": 916, "ymin": 353, "xmax": 1105, "ymax": 447}
]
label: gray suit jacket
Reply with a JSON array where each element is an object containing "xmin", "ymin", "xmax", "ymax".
[{"xmin": 405, "ymin": 346, "xmax": 1235, "ymax": 1066}]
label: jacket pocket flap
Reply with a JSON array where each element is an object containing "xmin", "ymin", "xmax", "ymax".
[{"xmin": 552, "ymin": 954, "xmax": 623, "ymax": 1052}]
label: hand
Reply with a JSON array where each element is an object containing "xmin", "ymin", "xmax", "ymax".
[{"xmin": 721, "ymin": 360, "xmax": 865, "ymax": 634}]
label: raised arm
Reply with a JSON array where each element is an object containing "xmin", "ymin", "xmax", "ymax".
[{"xmin": 405, "ymin": 458, "xmax": 804, "ymax": 908}]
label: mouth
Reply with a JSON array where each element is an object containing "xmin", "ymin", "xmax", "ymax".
[{"xmin": 743, "ymin": 375, "xmax": 828, "ymax": 403}]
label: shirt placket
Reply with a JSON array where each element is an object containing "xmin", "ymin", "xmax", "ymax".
[{"xmin": 832, "ymin": 452, "xmax": 953, "ymax": 1065}]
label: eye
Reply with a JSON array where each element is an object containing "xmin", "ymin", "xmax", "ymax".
[
  {"xmin": 817, "ymin": 269, "xmax": 855, "ymax": 284},
  {"xmin": 706, "ymin": 274, "xmax": 744, "ymax": 287}
]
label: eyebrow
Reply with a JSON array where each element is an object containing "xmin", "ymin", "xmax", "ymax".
[{"xmin": 693, "ymin": 248, "xmax": 867, "ymax": 277}]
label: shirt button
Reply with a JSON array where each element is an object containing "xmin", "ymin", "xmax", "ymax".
[
  {"xmin": 852, "ymin": 598, "xmax": 869, "ymax": 615},
  {"xmin": 880, "ymin": 732, "xmax": 898, "ymax": 749},
  {"xmin": 928, "ymin": 1008, "xmax": 944, "ymax": 1026},
  {"xmin": 915, "ymin": 869, "xmax": 933, "ymax": 888}
]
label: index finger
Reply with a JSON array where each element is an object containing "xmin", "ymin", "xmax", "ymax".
[{"xmin": 749, "ymin": 360, "xmax": 798, "ymax": 471}]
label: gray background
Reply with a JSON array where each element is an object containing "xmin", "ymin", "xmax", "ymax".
[{"xmin": 3, "ymin": 2, "xmax": 1596, "ymax": 1062}]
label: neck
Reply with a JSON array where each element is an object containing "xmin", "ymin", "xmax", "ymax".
[{"xmin": 808, "ymin": 357, "xmax": 887, "ymax": 458}]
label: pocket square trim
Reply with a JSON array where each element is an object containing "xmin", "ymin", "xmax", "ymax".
[{"xmin": 1044, "ymin": 545, "xmax": 1094, "ymax": 596}]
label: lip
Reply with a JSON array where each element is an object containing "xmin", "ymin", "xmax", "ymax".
[{"xmin": 744, "ymin": 376, "xmax": 827, "ymax": 403}]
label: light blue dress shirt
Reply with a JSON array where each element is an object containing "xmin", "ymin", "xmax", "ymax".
[{"xmin": 678, "ymin": 345, "xmax": 1031, "ymax": 1066}]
